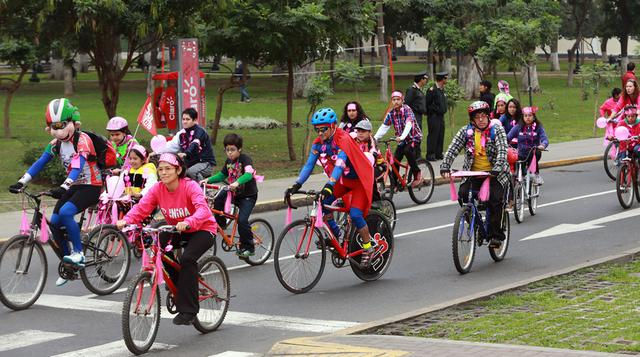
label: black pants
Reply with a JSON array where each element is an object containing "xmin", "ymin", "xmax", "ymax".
[
  {"xmin": 393, "ymin": 143, "xmax": 421, "ymax": 183},
  {"xmin": 459, "ymin": 177, "xmax": 505, "ymax": 241},
  {"xmin": 213, "ymin": 193, "xmax": 257, "ymax": 250},
  {"xmin": 427, "ymin": 114, "xmax": 445, "ymax": 158},
  {"xmin": 160, "ymin": 230, "xmax": 214, "ymax": 314}
]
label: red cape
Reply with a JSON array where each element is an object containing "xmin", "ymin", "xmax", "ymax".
[{"xmin": 314, "ymin": 128, "xmax": 374, "ymax": 215}]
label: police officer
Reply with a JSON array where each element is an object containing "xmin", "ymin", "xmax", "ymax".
[
  {"xmin": 425, "ymin": 71, "xmax": 448, "ymax": 161},
  {"xmin": 405, "ymin": 72, "xmax": 428, "ymax": 156}
]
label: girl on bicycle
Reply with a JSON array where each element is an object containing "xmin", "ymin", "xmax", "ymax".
[
  {"xmin": 117, "ymin": 153, "xmax": 216, "ymax": 326},
  {"xmin": 507, "ymin": 106, "xmax": 549, "ymax": 185},
  {"xmin": 106, "ymin": 116, "xmax": 138, "ymax": 168},
  {"xmin": 610, "ymin": 79, "xmax": 640, "ymax": 120},
  {"xmin": 204, "ymin": 133, "xmax": 259, "ymax": 258},
  {"xmin": 500, "ymin": 98, "xmax": 522, "ymax": 148},
  {"xmin": 340, "ymin": 101, "xmax": 370, "ymax": 135},
  {"xmin": 123, "ymin": 144, "xmax": 157, "ymax": 200},
  {"xmin": 615, "ymin": 105, "xmax": 640, "ymax": 158}
]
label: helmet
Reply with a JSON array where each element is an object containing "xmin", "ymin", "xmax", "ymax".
[
  {"xmin": 355, "ymin": 120, "xmax": 372, "ymax": 131},
  {"xmin": 106, "ymin": 116, "xmax": 129, "ymax": 131},
  {"xmin": 45, "ymin": 98, "xmax": 80, "ymax": 125},
  {"xmin": 468, "ymin": 101, "xmax": 490, "ymax": 120},
  {"xmin": 623, "ymin": 105, "xmax": 637, "ymax": 116},
  {"xmin": 494, "ymin": 93, "xmax": 512, "ymax": 105},
  {"xmin": 311, "ymin": 108, "xmax": 337, "ymax": 125}
]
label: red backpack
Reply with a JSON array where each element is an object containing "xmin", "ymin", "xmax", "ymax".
[{"xmin": 56, "ymin": 131, "xmax": 118, "ymax": 169}]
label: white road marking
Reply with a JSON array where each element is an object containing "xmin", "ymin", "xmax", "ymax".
[
  {"xmin": 396, "ymin": 199, "xmax": 456, "ymax": 214},
  {"xmin": 395, "ymin": 223, "xmax": 454, "ymax": 238},
  {"xmin": 0, "ymin": 330, "xmax": 74, "ymax": 352},
  {"xmin": 537, "ymin": 189, "xmax": 615, "ymax": 208},
  {"xmin": 36, "ymin": 294, "xmax": 357, "ymax": 333},
  {"xmin": 50, "ymin": 341, "xmax": 175, "ymax": 357},
  {"xmin": 209, "ymin": 352, "xmax": 262, "ymax": 357}
]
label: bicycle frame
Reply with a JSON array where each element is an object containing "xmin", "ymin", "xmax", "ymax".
[{"xmin": 380, "ymin": 141, "xmax": 410, "ymax": 188}]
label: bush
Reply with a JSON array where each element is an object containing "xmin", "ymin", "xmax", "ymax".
[
  {"xmin": 216, "ymin": 116, "xmax": 287, "ymax": 129},
  {"xmin": 22, "ymin": 148, "xmax": 66, "ymax": 186}
]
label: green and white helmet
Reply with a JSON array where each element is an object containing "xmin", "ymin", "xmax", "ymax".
[{"xmin": 45, "ymin": 98, "xmax": 80, "ymax": 125}]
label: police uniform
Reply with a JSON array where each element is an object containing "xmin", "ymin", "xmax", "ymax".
[
  {"xmin": 405, "ymin": 72, "xmax": 428, "ymax": 156},
  {"xmin": 425, "ymin": 71, "xmax": 449, "ymax": 161}
]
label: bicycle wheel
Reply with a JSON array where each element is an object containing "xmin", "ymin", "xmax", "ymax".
[
  {"xmin": 513, "ymin": 181, "xmax": 525, "ymax": 224},
  {"xmin": 604, "ymin": 141, "xmax": 618, "ymax": 181},
  {"xmin": 349, "ymin": 210, "xmax": 394, "ymax": 281},
  {"xmin": 374, "ymin": 197, "xmax": 396, "ymax": 231},
  {"xmin": 0, "ymin": 235, "xmax": 47, "ymax": 310},
  {"xmin": 122, "ymin": 271, "xmax": 160, "ymax": 355},
  {"xmin": 244, "ymin": 218, "xmax": 274, "ymax": 266},
  {"xmin": 81, "ymin": 225, "xmax": 131, "ymax": 295},
  {"xmin": 489, "ymin": 209, "xmax": 510, "ymax": 262},
  {"xmin": 528, "ymin": 178, "xmax": 539, "ymax": 216},
  {"xmin": 378, "ymin": 174, "xmax": 394, "ymax": 200},
  {"xmin": 452, "ymin": 206, "xmax": 477, "ymax": 274},
  {"xmin": 408, "ymin": 159, "xmax": 435, "ymax": 204},
  {"xmin": 193, "ymin": 256, "xmax": 230, "ymax": 333},
  {"xmin": 616, "ymin": 163, "xmax": 635, "ymax": 209},
  {"xmin": 274, "ymin": 220, "xmax": 326, "ymax": 294}
]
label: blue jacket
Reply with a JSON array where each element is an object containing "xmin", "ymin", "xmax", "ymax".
[{"xmin": 507, "ymin": 123, "xmax": 549, "ymax": 157}]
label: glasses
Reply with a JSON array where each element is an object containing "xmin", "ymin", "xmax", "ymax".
[
  {"xmin": 474, "ymin": 113, "xmax": 489, "ymax": 120},
  {"xmin": 50, "ymin": 121, "xmax": 69, "ymax": 130},
  {"xmin": 225, "ymin": 147, "xmax": 238, "ymax": 153},
  {"xmin": 315, "ymin": 126, "xmax": 330, "ymax": 134}
]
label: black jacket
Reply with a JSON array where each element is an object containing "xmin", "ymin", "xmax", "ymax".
[
  {"xmin": 405, "ymin": 84, "xmax": 426, "ymax": 116},
  {"xmin": 479, "ymin": 92, "xmax": 495, "ymax": 111},
  {"xmin": 425, "ymin": 85, "xmax": 448, "ymax": 116}
]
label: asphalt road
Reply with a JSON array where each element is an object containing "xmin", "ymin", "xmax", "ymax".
[{"xmin": 1, "ymin": 161, "xmax": 638, "ymax": 357}]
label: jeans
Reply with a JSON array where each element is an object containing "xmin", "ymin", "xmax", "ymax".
[
  {"xmin": 213, "ymin": 193, "xmax": 257, "ymax": 250},
  {"xmin": 240, "ymin": 84, "xmax": 250, "ymax": 101},
  {"xmin": 186, "ymin": 162, "xmax": 213, "ymax": 181}
]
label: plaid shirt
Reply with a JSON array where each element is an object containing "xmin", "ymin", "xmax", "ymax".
[
  {"xmin": 440, "ymin": 123, "xmax": 511, "ymax": 188},
  {"xmin": 383, "ymin": 104, "xmax": 422, "ymax": 143}
]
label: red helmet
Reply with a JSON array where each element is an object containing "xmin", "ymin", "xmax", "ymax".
[{"xmin": 468, "ymin": 101, "xmax": 490, "ymax": 120}]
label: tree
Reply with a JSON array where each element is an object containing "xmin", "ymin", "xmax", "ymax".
[
  {"xmin": 302, "ymin": 74, "xmax": 333, "ymax": 159},
  {"xmin": 581, "ymin": 63, "xmax": 617, "ymax": 136},
  {"xmin": 335, "ymin": 61, "xmax": 366, "ymax": 101},
  {"xmin": 559, "ymin": 0, "xmax": 594, "ymax": 87}
]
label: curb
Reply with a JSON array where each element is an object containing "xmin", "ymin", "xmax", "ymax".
[{"xmin": 254, "ymin": 154, "xmax": 603, "ymax": 214}]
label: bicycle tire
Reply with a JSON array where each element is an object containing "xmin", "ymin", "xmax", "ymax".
[
  {"xmin": 374, "ymin": 197, "xmax": 396, "ymax": 231},
  {"xmin": 379, "ymin": 174, "xmax": 394, "ymax": 201},
  {"xmin": 0, "ymin": 235, "xmax": 47, "ymax": 310},
  {"xmin": 513, "ymin": 182, "xmax": 525, "ymax": 224},
  {"xmin": 489, "ymin": 210, "xmax": 510, "ymax": 262},
  {"xmin": 244, "ymin": 218, "xmax": 274, "ymax": 266},
  {"xmin": 408, "ymin": 159, "xmax": 435, "ymax": 204},
  {"xmin": 349, "ymin": 210, "xmax": 394, "ymax": 282},
  {"xmin": 604, "ymin": 141, "xmax": 618, "ymax": 181},
  {"xmin": 616, "ymin": 163, "xmax": 635, "ymax": 209},
  {"xmin": 81, "ymin": 225, "xmax": 131, "ymax": 295},
  {"xmin": 452, "ymin": 206, "xmax": 476, "ymax": 274},
  {"xmin": 122, "ymin": 271, "xmax": 160, "ymax": 355},
  {"xmin": 274, "ymin": 219, "xmax": 326, "ymax": 294},
  {"xmin": 193, "ymin": 256, "xmax": 230, "ymax": 333},
  {"xmin": 528, "ymin": 179, "xmax": 539, "ymax": 216}
]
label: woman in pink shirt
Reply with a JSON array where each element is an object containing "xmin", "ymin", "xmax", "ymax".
[
  {"xmin": 610, "ymin": 80, "xmax": 640, "ymax": 119},
  {"xmin": 117, "ymin": 153, "xmax": 216, "ymax": 326},
  {"xmin": 600, "ymin": 88, "xmax": 622, "ymax": 118}
]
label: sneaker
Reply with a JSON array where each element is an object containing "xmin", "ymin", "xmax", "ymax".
[
  {"xmin": 489, "ymin": 238, "xmax": 503, "ymax": 249},
  {"xmin": 63, "ymin": 252, "xmax": 85, "ymax": 267},
  {"xmin": 360, "ymin": 246, "xmax": 375, "ymax": 267},
  {"xmin": 534, "ymin": 175, "xmax": 544, "ymax": 185},
  {"xmin": 172, "ymin": 312, "xmax": 196, "ymax": 325},
  {"xmin": 55, "ymin": 277, "xmax": 68, "ymax": 286},
  {"xmin": 236, "ymin": 248, "xmax": 255, "ymax": 258},
  {"xmin": 411, "ymin": 171, "xmax": 423, "ymax": 188}
]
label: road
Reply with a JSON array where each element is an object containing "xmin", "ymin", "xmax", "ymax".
[{"xmin": 1, "ymin": 161, "xmax": 638, "ymax": 356}]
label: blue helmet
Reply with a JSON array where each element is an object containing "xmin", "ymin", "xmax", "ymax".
[{"xmin": 311, "ymin": 108, "xmax": 337, "ymax": 125}]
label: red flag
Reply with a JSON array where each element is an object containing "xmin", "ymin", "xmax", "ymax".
[{"xmin": 137, "ymin": 96, "xmax": 157, "ymax": 136}]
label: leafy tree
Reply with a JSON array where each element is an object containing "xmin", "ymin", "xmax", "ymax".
[
  {"xmin": 302, "ymin": 74, "xmax": 333, "ymax": 159},
  {"xmin": 581, "ymin": 63, "xmax": 617, "ymax": 136},
  {"xmin": 335, "ymin": 61, "xmax": 366, "ymax": 101}
]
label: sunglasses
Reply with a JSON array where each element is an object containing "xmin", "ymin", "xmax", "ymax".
[
  {"xmin": 50, "ymin": 121, "xmax": 69, "ymax": 130},
  {"xmin": 315, "ymin": 126, "xmax": 331, "ymax": 134}
]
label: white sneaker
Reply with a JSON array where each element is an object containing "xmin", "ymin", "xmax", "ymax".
[
  {"xmin": 55, "ymin": 277, "xmax": 68, "ymax": 286},
  {"xmin": 63, "ymin": 251, "xmax": 85, "ymax": 267},
  {"xmin": 534, "ymin": 175, "xmax": 544, "ymax": 185}
]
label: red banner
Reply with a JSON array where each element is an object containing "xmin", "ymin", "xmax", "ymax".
[
  {"xmin": 137, "ymin": 96, "xmax": 157, "ymax": 136},
  {"xmin": 160, "ymin": 86, "xmax": 177, "ymax": 130},
  {"xmin": 179, "ymin": 40, "xmax": 202, "ymax": 127}
]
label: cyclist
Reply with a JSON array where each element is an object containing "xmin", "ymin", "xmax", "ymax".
[
  {"xmin": 106, "ymin": 116, "xmax": 138, "ymax": 168},
  {"xmin": 610, "ymin": 79, "xmax": 640, "ymax": 120},
  {"xmin": 153, "ymin": 108, "xmax": 216, "ymax": 181},
  {"xmin": 339, "ymin": 101, "xmax": 370, "ymax": 135},
  {"xmin": 500, "ymin": 98, "xmax": 522, "ymax": 148},
  {"xmin": 123, "ymin": 144, "xmax": 157, "ymax": 200},
  {"xmin": 599, "ymin": 88, "xmax": 622, "ymax": 118},
  {"xmin": 9, "ymin": 98, "xmax": 102, "ymax": 285},
  {"xmin": 351, "ymin": 119, "xmax": 383, "ymax": 202},
  {"xmin": 373, "ymin": 90, "xmax": 423, "ymax": 188},
  {"xmin": 440, "ymin": 101, "xmax": 510, "ymax": 248},
  {"xmin": 491, "ymin": 92, "xmax": 512, "ymax": 120},
  {"xmin": 615, "ymin": 105, "xmax": 640, "ymax": 158},
  {"xmin": 286, "ymin": 108, "xmax": 376, "ymax": 265},
  {"xmin": 204, "ymin": 133, "xmax": 258, "ymax": 258},
  {"xmin": 117, "ymin": 153, "xmax": 216, "ymax": 326},
  {"xmin": 507, "ymin": 106, "xmax": 549, "ymax": 185}
]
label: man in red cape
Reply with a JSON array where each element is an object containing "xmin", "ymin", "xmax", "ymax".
[{"xmin": 287, "ymin": 108, "xmax": 375, "ymax": 266}]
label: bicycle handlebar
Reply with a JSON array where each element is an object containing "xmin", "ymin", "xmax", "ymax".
[{"xmin": 284, "ymin": 190, "xmax": 319, "ymax": 209}]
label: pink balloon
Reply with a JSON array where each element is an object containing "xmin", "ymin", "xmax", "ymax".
[
  {"xmin": 150, "ymin": 135, "xmax": 167, "ymax": 152},
  {"xmin": 615, "ymin": 126, "xmax": 630, "ymax": 140},
  {"xmin": 596, "ymin": 117, "xmax": 607, "ymax": 129},
  {"xmin": 105, "ymin": 176, "xmax": 125, "ymax": 199}
]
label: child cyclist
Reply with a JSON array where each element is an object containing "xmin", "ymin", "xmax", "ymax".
[
  {"xmin": 351, "ymin": 119, "xmax": 384, "ymax": 202},
  {"xmin": 106, "ymin": 116, "xmax": 138, "ymax": 168},
  {"xmin": 374, "ymin": 90, "xmax": 423, "ymax": 188},
  {"xmin": 117, "ymin": 153, "xmax": 216, "ymax": 326},
  {"xmin": 615, "ymin": 106, "xmax": 640, "ymax": 158},
  {"xmin": 203, "ymin": 133, "xmax": 259, "ymax": 258},
  {"xmin": 507, "ymin": 106, "xmax": 549, "ymax": 185},
  {"xmin": 123, "ymin": 144, "xmax": 157, "ymax": 200},
  {"xmin": 9, "ymin": 98, "xmax": 102, "ymax": 286}
]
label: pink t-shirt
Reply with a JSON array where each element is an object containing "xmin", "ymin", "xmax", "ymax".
[
  {"xmin": 124, "ymin": 178, "xmax": 217, "ymax": 234},
  {"xmin": 599, "ymin": 97, "xmax": 617, "ymax": 117}
]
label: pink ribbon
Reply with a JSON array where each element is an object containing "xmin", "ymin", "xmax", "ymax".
[
  {"xmin": 40, "ymin": 205, "xmax": 48, "ymax": 243},
  {"xmin": 449, "ymin": 178, "xmax": 458, "ymax": 201},
  {"xmin": 314, "ymin": 198, "xmax": 324, "ymax": 228},
  {"xmin": 155, "ymin": 245, "xmax": 164, "ymax": 285},
  {"xmin": 20, "ymin": 209, "xmax": 29, "ymax": 235},
  {"xmin": 285, "ymin": 206, "xmax": 292, "ymax": 226},
  {"xmin": 111, "ymin": 201, "xmax": 119, "ymax": 224},
  {"xmin": 478, "ymin": 177, "xmax": 491, "ymax": 201},
  {"xmin": 224, "ymin": 191, "xmax": 233, "ymax": 214},
  {"xmin": 528, "ymin": 154, "xmax": 537, "ymax": 174}
]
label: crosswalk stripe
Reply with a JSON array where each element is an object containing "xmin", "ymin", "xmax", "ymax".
[
  {"xmin": 0, "ymin": 330, "xmax": 74, "ymax": 352},
  {"xmin": 50, "ymin": 340, "xmax": 175, "ymax": 357},
  {"xmin": 36, "ymin": 294, "xmax": 358, "ymax": 333}
]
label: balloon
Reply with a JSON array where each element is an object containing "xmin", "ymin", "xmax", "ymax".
[
  {"xmin": 150, "ymin": 135, "xmax": 167, "ymax": 152},
  {"xmin": 615, "ymin": 126, "xmax": 630, "ymax": 140},
  {"xmin": 105, "ymin": 175, "xmax": 125, "ymax": 199},
  {"xmin": 596, "ymin": 117, "xmax": 607, "ymax": 129}
]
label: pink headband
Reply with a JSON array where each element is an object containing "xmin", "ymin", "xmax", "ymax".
[
  {"xmin": 159, "ymin": 153, "xmax": 180, "ymax": 167},
  {"xmin": 624, "ymin": 107, "xmax": 638, "ymax": 116},
  {"xmin": 347, "ymin": 103, "xmax": 357, "ymax": 111},
  {"xmin": 391, "ymin": 91, "xmax": 403, "ymax": 99},
  {"xmin": 130, "ymin": 144, "xmax": 147, "ymax": 158},
  {"xmin": 522, "ymin": 106, "xmax": 538, "ymax": 115}
]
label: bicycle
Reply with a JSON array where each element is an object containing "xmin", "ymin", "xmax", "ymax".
[
  {"xmin": 336, "ymin": 195, "xmax": 397, "ymax": 231},
  {"xmin": 614, "ymin": 137, "xmax": 640, "ymax": 209},
  {"xmin": 121, "ymin": 224, "xmax": 230, "ymax": 355},
  {"xmin": 274, "ymin": 190, "xmax": 394, "ymax": 294},
  {"xmin": 201, "ymin": 184, "xmax": 274, "ymax": 265},
  {"xmin": 600, "ymin": 117, "xmax": 620, "ymax": 180},
  {"xmin": 512, "ymin": 148, "xmax": 546, "ymax": 224},
  {"xmin": 377, "ymin": 139, "xmax": 435, "ymax": 204},
  {"xmin": 450, "ymin": 171, "xmax": 511, "ymax": 274},
  {"xmin": 0, "ymin": 189, "xmax": 131, "ymax": 310}
]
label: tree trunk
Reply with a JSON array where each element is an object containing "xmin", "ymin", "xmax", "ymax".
[
  {"xmin": 369, "ymin": 36, "xmax": 376, "ymax": 77},
  {"xmin": 511, "ymin": 70, "xmax": 521, "ymax": 101},
  {"xmin": 458, "ymin": 55, "xmax": 481, "ymax": 99},
  {"xmin": 442, "ymin": 55, "xmax": 452, "ymax": 75},
  {"xmin": 550, "ymin": 37, "xmax": 560, "ymax": 71},
  {"xmin": 521, "ymin": 62, "xmax": 540, "ymax": 93},
  {"xmin": 329, "ymin": 52, "xmax": 336, "ymax": 90},
  {"xmin": 376, "ymin": 0, "xmax": 389, "ymax": 102},
  {"xmin": 50, "ymin": 58, "xmax": 64, "ymax": 80},
  {"xmin": 293, "ymin": 62, "xmax": 315, "ymax": 98},
  {"xmin": 593, "ymin": 84, "xmax": 599, "ymax": 137},
  {"xmin": 567, "ymin": 39, "xmax": 579, "ymax": 87},
  {"xmin": 620, "ymin": 35, "xmax": 629, "ymax": 75},
  {"xmin": 426, "ymin": 42, "xmax": 434, "ymax": 79},
  {"xmin": 302, "ymin": 104, "xmax": 317, "ymax": 162},
  {"xmin": 600, "ymin": 37, "xmax": 608, "ymax": 62},
  {"xmin": 63, "ymin": 64, "xmax": 74, "ymax": 97},
  {"xmin": 147, "ymin": 47, "xmax": 158, "ymax": 96},
  {"xmin": 286, "ymin": 59, "xmax": 296, "ymax": 161},
  {"xmin": 211, "ymin": 75, "xmax": 241, "ymax": 144},
  {"xmin": 2, "ymin": 67, "xmax": 28, "ymax": 138}
]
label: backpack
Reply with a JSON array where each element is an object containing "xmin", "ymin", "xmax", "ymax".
[{"xmin": 56, "ymin": 131, "xmax": 118, "ymax": 169}]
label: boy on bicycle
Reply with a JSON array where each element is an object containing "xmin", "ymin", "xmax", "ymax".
[
  {"xmin": 286, "ymin": 108, "xmax": 376, "ymax": 266},
  {"xmin": 373, "ymin": 91, "xmax": 423, "ymax": 188},
  {"xmin": 351, "ymin": 119, "xmax": 384, "ymax": 202},
  {"xmin": 9, "ymin": 98, "xmax": 102, "ymax": 286},
  {"xmin": 204, "ymin": 133, "xmax": 259, "ymax": 258},
  {"xmin": 440, "ymin": 101, "xmax": 510, "ymax": 248}
]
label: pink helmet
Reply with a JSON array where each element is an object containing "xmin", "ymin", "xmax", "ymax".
[{"xmin": 106, "ymin": 116, "xmax": 129, "ymax": 131}]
